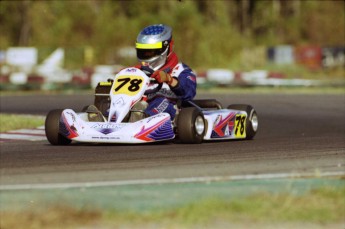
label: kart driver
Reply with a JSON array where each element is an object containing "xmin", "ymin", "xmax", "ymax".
[
  {"xmin": 86, "ymin": 24, "xmax": 197, "ymax": 122},
  {"xmin": 134, "ymin": 24, "xmax": 197, "ymax": 120}
]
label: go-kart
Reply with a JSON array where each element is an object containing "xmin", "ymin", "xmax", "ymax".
[{"xmin": 45, "ymin": 67, "xmax": 258, "ymax": 145}]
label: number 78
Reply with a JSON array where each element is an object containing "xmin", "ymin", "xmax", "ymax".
[{"xmin": 235, "ymin": 114, "xmax": 246, "ymax": 137}]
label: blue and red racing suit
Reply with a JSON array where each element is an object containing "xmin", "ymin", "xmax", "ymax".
[{"xmin": 136, "ymin": 52, "xmax": 197, "ymax": 120}]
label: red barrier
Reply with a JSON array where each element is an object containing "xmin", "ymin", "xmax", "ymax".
[{"xmin": 295, "ymin": 46, "xmax": 322, "ymax": 70}]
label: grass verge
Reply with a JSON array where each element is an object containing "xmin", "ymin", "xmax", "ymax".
[
  {"xmin": 0, "ymin": 114, "xmax": 45, "ymax": 132},
  {"xmin": 1, "ymin": 186, "xmax": 344, "ymax": 229}
]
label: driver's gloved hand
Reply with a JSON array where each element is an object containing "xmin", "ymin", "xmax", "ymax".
[{"xmin": 152, "ymin": 71, "xmax": 174, "ymax": 85}]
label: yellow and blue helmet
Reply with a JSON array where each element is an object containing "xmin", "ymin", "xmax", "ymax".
[{"xmin": 136, "ymin": 24, "xmax": 173, "ymax": 70}]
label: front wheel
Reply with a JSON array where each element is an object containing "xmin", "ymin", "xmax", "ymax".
[
  {"xmin": 45, "ymin": 109, "xmax": 72, "ymax": 145},
  {"xmin": 177, "ymin": 107, "xmax": 205, "ymax": 144},
  {"xmin": 227, "ymin": 104, "xmax": 258, "ymax": 140}
]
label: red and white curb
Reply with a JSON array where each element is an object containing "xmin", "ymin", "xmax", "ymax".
[{"xmin": 0, "ymin": 126, "xmax": 46, "ymax": 142}]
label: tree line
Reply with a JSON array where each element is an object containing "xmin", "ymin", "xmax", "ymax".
[{"xmin": 0, "ymin": 0, "xmax": 344, "ymax": 69}]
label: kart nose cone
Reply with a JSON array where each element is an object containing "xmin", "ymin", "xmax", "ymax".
[{"xmin": 195, "ymin": 116, "xmax": 205, "ymax": 135}]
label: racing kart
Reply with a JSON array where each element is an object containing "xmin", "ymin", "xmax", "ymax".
[{"xmin": 45, "ymin": 67, "xmax": 258, "ymax": 145}]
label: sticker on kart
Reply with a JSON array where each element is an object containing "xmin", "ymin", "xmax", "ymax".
[
  {"xmin": 113, "ymin": 75, "xmax": 144, "ymax": 96},
  {"xmin": 234, "ymin": 114, "xmax": 246, "ymax": 138}
]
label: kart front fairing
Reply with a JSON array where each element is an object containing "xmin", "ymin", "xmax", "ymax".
[{"xmin": 60, "ymin": 109, "xmax": 174, "ymax": 143}]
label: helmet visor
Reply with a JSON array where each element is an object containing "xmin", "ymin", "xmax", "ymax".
[
  {"xmin": 137, "ymin": 48, "xmax": 165, "ymax": 60},
  {"xmin": 136, "ymin": 41, "xmax": 168, "ymax": 60}
]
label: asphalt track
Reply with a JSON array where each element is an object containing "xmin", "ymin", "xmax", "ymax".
[{"xmin": 0, "ymin": 92, "xmax": 344, "ymax": 186}]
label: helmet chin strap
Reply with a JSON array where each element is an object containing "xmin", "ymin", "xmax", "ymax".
[
  {"xmin": 144, "ymin": 60, "xmax": 163, "ymax": 71},
  {"xmin": 139, "ymin": 44, "xmax": 169, "ymax": 70}
]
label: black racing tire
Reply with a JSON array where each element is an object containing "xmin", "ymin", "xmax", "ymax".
[
  {"xmin": 227, "ymin": 104, "xmax": 258, "ymax": 140},
  {"xmin": 181, "ymin": 99, "xmax": 223, "ymax": 110},
  {"xmin": 81, "ymin": 105, "xmax": 89, "ymax": 112},
  {"xmin": 191, "ymin": 99, "xmax": 223, "ymax": 109},
  {"xmin": 45, "ymin": 109, "xmax": 72, "ymax": 145},
  {"xmin": 177, "ymin": 107, "xmax": 205, "ymax": 144}
]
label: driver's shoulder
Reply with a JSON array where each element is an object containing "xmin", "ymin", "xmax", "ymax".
[{"xmin": 171, "ymin": 63, "xmax": 193, "ymax": 77}]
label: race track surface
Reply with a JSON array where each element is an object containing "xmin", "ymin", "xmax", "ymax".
[{"xmin": 1, "ymin": 92, "xmax": 344, "ymax": 185}]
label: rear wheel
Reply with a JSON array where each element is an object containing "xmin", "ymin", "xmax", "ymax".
[
  {"xmin": 188, "ymin": 99, "xmax": 223, "ymax": 109},
  {"xmin": 45, "ymin": 109, "xmax": 72, "ymax": 145},
  {"xmin": 227, "ymin": 104, "xmax": 258, "ymax": 140},
  {"xmin": 177, "ymin": 107, "xmax": 205, "ymax": 144}
]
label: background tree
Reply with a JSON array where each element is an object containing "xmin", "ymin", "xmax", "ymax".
[{"xmin": 0, "ymin": 0, "xmax": 344, "ymax": 69}]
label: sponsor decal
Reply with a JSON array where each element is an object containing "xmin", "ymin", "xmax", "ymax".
[
  {"xmin": 187, "ymin": 75, "xmax": 196, "ymax": 83},
  {"xmin": 92, "ymin": 136, "xmax": 121, "ymax": 140},
  {"xmin": 98, "ymin": 128, "xmax": 116, "ymax": 135},
  {"xmin": 91, "ymin": 123, "xmax": 122, "ymax": 129},
  {"xmin": 90, "ymin": 123, "xmax": 124, "ymax": 135},
  {"xmin": 66, "ymin": 111, "xmax": 76, "ymax": 122},
  {"xmin": 153, "ymin": 99, "xmax": 169, "ymax": 113},
  {"xmin": 113, "ymin": 97, "xmax": 125, "ymax": 106},
  {"xmin": 125, "ymin": 68, "xmax": 137, "ymax": 73},
  {"xmin": 211, "ymin": 112, "xmax": 236, "ymax": 138}
]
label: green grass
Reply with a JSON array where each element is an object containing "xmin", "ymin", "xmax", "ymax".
[
  {"xmin": 121, "ymin": 186, "xmax": 344, "ymax": 226},
  {"xmin": 0, "ymin": 114, "xmax": 45, "ymax": 132},
  {"xmin": 1, "ymin": 186, "xmax": 344, "ymax": 229}
]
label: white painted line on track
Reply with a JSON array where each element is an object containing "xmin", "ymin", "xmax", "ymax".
[
  {"xmin": 8, "ymin": 129, "xmax": 45, "ymax": 135},
  {"xmin": 0, "ymin": 133, "xmax": 46, "ymax": 141},
  {"xmin": 0, "ymin": 171, "xmax": 344, "ymax": 191},
  {"xmin": 0, "ymin": 127, "xmax": 46, "ymax": 141}
]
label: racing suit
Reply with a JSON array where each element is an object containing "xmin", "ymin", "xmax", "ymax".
[{"xmin": 137, "ymin": 52, "xmax": 197, "ymax": 120}]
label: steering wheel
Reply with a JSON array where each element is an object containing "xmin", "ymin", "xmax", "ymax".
[{"xmin": 140, "ymin": 66, "xmax": 163, "ymax": 95}]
